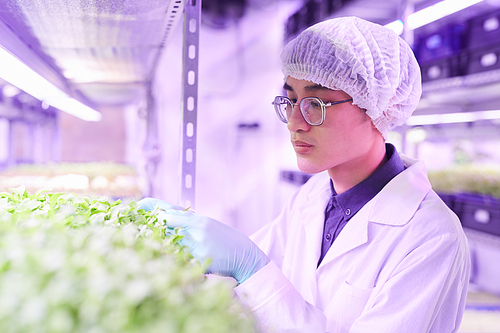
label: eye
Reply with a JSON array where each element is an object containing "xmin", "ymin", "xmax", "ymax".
[{"xmin": 310, "ymin": 100, "xmax": 322, "ymax": 108}]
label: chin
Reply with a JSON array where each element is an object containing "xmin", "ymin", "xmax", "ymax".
[{"xmin": 296, "ymin": 159, "xmax": 326, "ymax": 175}]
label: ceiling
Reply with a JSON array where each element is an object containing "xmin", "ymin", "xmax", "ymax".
[{"xmin": 0, "ymin": 0, "xmax": 186, "ymax": 108}]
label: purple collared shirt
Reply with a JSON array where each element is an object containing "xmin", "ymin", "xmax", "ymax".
[{"xmin": 317, "ymin": 143, "xmax": 405, "ymax": 266}]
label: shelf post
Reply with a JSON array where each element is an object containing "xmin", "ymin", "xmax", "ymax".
[{"xmin": 180, "ymin": 0, "xmax": 201, "ymax": 209}]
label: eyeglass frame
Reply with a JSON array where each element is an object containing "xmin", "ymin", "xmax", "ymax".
[{"xmin": 272, "ymin": 96, "xmax": 353, "ymax": 126}]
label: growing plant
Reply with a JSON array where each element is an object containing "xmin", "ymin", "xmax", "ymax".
[
  {"xmin": 0, "ymin": 186, "xmax": 253, "ymax": 333},
  {"xmin": 0, "ymin": 162, "xmax": 142, "ymax": 199},
  {"xmin": 428, "ymin": 164, "xmax": 500, "ymax": 198}
]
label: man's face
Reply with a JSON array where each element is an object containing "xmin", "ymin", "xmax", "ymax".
[{"xmin": 285, "ymin": 77, "xmax": 382, "ymax": 176}]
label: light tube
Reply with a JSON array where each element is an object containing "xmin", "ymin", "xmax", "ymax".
[
  {"xmin": 385, "ymin": 20, "xmax": 405, "ymax": 35},
  {"xmin": 408, "ymin": 0, "xmax": 484, "ymax": 29},
  {"xmin": 406, "ymin": 109, "xmax": 500, "ymax": 126},
  {"xmin": 385, "ymin": 0, "xmax": 485, "ymax": 33},
  {"xmin": 0, "ymin": 45, "xmax": 101, "ymax": 122}
]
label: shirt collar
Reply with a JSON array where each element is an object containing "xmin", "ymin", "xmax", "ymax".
[{"xmin": 329, "ymin": 143, "xmax": 405, "ymax": 219}]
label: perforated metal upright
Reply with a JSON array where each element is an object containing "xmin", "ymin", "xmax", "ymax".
[{"xmin": 180, "ymin": 0, "xmax": 201, "ymax": 209}]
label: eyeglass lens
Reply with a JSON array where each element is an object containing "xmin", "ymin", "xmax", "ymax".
[{"xmin": 274, "ymin": 97, "xmax": 323, "ymax": 125}]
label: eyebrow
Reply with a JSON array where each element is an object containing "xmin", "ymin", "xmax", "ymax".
[{"xmin": 283, "ymin": 82, "xmax": 330, "ymax": 92}]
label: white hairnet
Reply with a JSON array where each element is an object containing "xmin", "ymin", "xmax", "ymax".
[{"xmin": 281, "ymin": 16, "xmax": 422, "ymax": 138}]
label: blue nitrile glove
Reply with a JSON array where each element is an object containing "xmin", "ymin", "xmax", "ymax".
[
  {"xmin": 161, "ymin": 209, "xmax": 270, "ymax": 285},
  {"xmin": 137, "ymin": 197, "xmax": 185, "ymax": 212},
  {"xmin": 137, "ymin": 198, "xmax": 270, "ymax": 285}
]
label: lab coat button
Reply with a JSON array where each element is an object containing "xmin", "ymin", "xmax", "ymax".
[
  {"xmin": 345, "ymin": 209, "xmax": 351, "ymax": 216},
  {"xmin": 326, "ymin": 233, "xmax": 332, "ymax": 241}
]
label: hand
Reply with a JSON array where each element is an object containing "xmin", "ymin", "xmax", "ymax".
[{"xmin": 160, "ymin": 209, "xmax": 270, "ymax": 285}]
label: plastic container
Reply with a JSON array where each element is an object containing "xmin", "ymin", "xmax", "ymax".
[
  {"xmin": 414, "ymin": 23, "xmax": 467, "ymax": 64},
  {"xmin": 465, "ymin": 45, "xmax": 500, "ymax": 75},
  {"xmin": 420, "ymin": 56, "xmax": 460, "ymax": 82},
  {"xmin": 466, "ymin": 9, "xmax": 500, "ymax": 50},
  {"xmin": 454, "ymin": 193, "xmax": 500, "ymax": 237}
]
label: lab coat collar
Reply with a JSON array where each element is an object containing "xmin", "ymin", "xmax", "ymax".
[
  {"xmin": 368, "ymin": 154, "xmax": 432, "ymax": 226},
  {"xmin": 303, "ymin": 173, "xmax": 331, "ymax": 226}
]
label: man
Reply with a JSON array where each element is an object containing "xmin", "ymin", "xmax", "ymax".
[{"xmin": 140, "ymin": 16, "xmax": 470, "ymax": 332}]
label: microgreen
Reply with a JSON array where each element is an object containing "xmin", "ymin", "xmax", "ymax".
[{"xmin": 0, "ymin": 186, "xmax": 253, "ymax": 332}]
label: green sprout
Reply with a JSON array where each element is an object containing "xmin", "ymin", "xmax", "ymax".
[{"xmin": 0, "ymin": 186, "xmax": 253, "ymax": 333}]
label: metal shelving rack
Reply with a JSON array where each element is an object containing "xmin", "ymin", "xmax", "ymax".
[
  {"xmin": 0, "ymin": 0, "xmax": 202, "ymax": 207},
  {"xmin": 180, "ymin": 0, "xmax": 201, "ymax": 209},
  {"xmin": 416, "ymin": 67, "xmax": 500, "ymax": 116}
]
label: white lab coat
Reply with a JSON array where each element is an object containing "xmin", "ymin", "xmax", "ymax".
[{"xmin": 235, "ymin": 155, "xmax": 470, "ymax": 333}]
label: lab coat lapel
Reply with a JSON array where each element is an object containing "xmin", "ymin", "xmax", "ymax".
[
  {"xmin": 318, "ymin": 201, "xmax": 371, "ymax": 268},
  {"xmin": 293, "ymin": 178, "xmax": 331, "ymax": 304},
  {"xmin": 369, "ymin": 157, "xmax": 431, "ymax": 225}
]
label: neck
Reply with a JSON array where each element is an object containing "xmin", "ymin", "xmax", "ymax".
[{"xmin": 328, "ymin": 141, "xmax": 387, "ymax": 194}]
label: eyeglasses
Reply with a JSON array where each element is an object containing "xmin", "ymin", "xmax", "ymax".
[{"xmin": 272, "ymin": 96, "xmax": 353, "ymax": 126}]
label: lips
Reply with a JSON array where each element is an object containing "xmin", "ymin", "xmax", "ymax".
[{"xmin": 292, "ymin": 139, "xmax": 314, "ymax": 154}]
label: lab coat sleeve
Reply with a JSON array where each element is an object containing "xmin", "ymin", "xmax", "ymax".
[{"xmin": 234, "ymin": 260, "xmax": 327, "ymax": 333}]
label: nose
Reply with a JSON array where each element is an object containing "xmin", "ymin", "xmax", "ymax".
[{"xmin": 287, "ymin": 104, "xmax": 311, "ymax": 132}]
